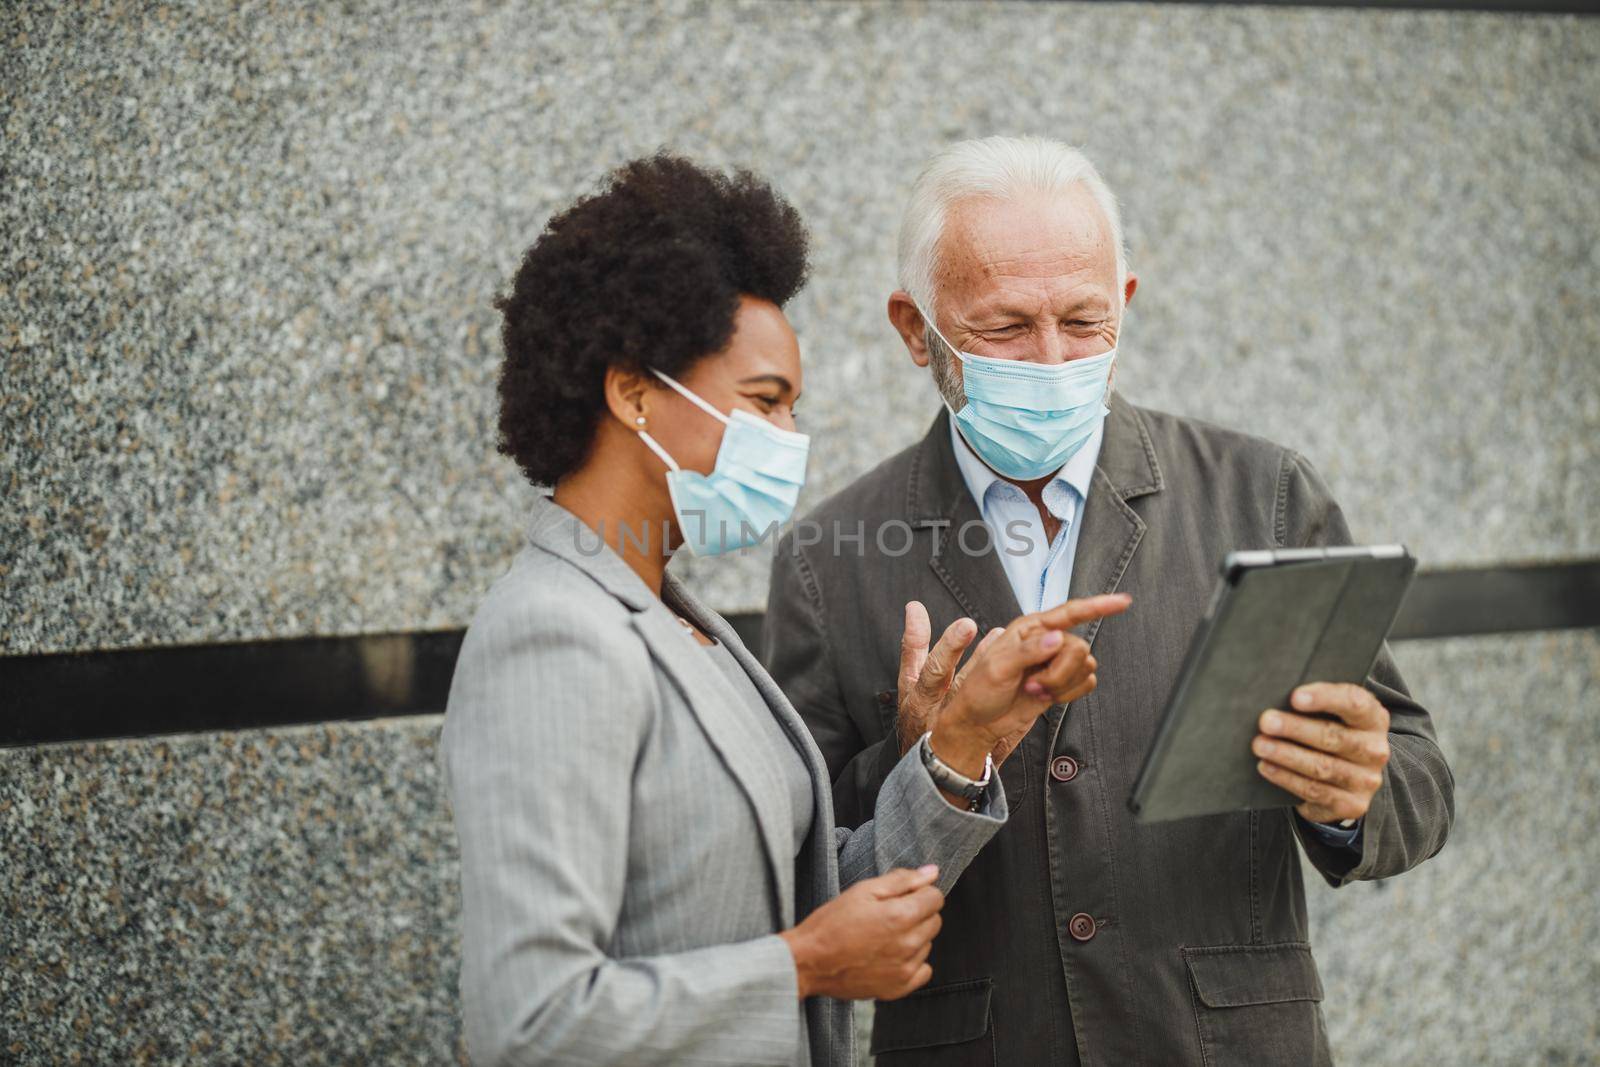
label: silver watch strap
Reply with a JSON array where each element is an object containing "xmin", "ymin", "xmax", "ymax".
[{"xmin": 918, "ymin": 730, "xmax": 992, "ymax": 802}]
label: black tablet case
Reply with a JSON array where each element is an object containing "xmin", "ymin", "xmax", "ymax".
[{"xmin": 1129, "ymin": 547, "xmax": 1416, "ymax": 823}]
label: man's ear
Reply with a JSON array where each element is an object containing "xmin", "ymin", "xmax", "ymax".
[
  {"xmin": 887, "ymin": 291, "xmax": 932, "ymax": 368},
  {"xmin": 1123, "ymin": 272, "xmax": 1139, "ymax": 309},
  {"xmin": 603, "ymin": 365, "xmax": 656, "ymax": 428}
]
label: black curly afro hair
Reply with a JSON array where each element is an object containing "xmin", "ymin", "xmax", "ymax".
[{"xmin": 494, "ymin": 153, "xmax": 811, "ymax": 487}]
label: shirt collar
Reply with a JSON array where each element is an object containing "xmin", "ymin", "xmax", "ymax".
[{"xmin": 947, "ymin": 411, "xmax": 1103, "ymax": 520}]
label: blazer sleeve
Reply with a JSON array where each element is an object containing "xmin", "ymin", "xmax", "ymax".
[
  {"xmin": 1275, "ymin": 449, "xmax": 1457, "ymax": 887},
  {"xmin": 763, "ymin": 534, "xmax": 901, "ymax": 830},
  {"xmin": 833, "ymin": 743, "xmax": 1009, "ymax": 897},
  {"xmin": 441, "ymin": 591, "xmax": 802, "ymax": 1067}
]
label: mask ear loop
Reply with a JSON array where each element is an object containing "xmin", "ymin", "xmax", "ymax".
[
  {"xmin": 914, "ymin": 302, "xmax": 964, "ymax": 362},
  {"xmin": 636, "ymin": 368, "xmax": 733, "ymax": 473},
  {"xmin": 636, "ymin": 427, "xmax": 680, "ymax": 472},
  {"xmin": 650, "ymin": 368, "xmax": 731, "ymax": 426},
  {"xmin": 916, "ymin": 303, "xmax": 972, "ymax": 423}
]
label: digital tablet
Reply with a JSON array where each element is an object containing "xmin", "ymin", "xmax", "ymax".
[{"xmin": 1128, "ymin": 545, "xmax": 1416, "ymax": 823}]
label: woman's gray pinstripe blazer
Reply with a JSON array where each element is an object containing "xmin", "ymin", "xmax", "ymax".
[{"xmin": 439, "ymin": 495, "xmax": 1008, "ymax": 1066}]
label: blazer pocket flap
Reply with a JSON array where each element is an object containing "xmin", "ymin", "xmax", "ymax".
[
  {"xmin": 1183, "ymin": 942, "xmax": 1325, "ymax": 1008},
  {"xmin": 870, "ymin": 977, "xmax": 993, "ymax": 1054}
]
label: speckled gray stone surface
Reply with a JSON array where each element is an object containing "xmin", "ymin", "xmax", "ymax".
[
  {"xmin": 3, "ymin": 0, "xmax": 1596, "ymax": 653},
  {"xmin": 3, "ymin": 634, "xmax": 1596, "ymax": 1065},
  {"xmin": 1310, "ymin": 632, "xmax": 1600, "ymax": 1065},
  {"xmin": 0, "ymin": 718, "xmax": 465, "ymax": 1066},
  {"xmin": 2, "ymin": 0, "xmax": 1597, "ymax": 1064}
]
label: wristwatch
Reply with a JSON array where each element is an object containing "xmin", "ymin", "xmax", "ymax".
[{"xmin": 918, "ymin": 730, "xmax": 993, "ymax": 811}]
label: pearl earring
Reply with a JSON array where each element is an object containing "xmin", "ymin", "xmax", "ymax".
[{"xmin": 634, "ymin": 416, "xmax": 647, "ymax": 427}]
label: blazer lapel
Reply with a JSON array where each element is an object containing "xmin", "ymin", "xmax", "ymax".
[
  {"xmin": 524, "ymin": 494, "xmax": 798, "ymax": 926},
  {"xmin": 650, "ymin": 574, "xmax": 799, "ymax": 926},
  {"xmin": 1065, "ymin": 392, "xmax": 1163, "ymax": 651},
  {"xmin": 666, "ymin": 574, "xmax": 843, "ymax": 898},
  {"xmin": 908, "ymin": 409, "xmax": 1025, "ymax": 634},
  {"xmin": 1049, "ymin": 392, "xmax": 1162, "ymax": 750}
]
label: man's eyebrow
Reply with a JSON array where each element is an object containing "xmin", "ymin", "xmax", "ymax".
[
  {"xmin": 737, "ymin": 373, "xmax": 794, "ymax": 392},
  {"xmin": 1059, "ymin": 294, "xmax": 1111, "ymax": 314},
  {"xmin": 975, "ymin": 294, "xmax": 1109, "ymax": 321}
]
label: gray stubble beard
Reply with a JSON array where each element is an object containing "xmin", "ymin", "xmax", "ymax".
[{"xmin": 924, "ymin": 327, "xmax": 968, "ymax": 412}]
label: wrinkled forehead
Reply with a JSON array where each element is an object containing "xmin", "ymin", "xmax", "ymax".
[{"xmin": 934, "ymin": 187, "xmax": 1118, "ymax": 305}]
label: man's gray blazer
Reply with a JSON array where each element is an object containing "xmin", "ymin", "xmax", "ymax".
[
  {"xmin": 439, "ymin": 494, "xmax": 1007, "ymax": 1067},
  {"xmin": 763, "ymin": 395, "xmax": 1454, "ymax": 1066}
]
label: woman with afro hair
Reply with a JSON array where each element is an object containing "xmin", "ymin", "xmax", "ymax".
[{"xmin": 439, "ymin": 154, "xmax": 1087, "ymax": 1066}]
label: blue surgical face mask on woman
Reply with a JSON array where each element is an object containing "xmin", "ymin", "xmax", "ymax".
[
  {"xmin": 635, "ymin": 368, "xmax": 810, "ymax": 556},
  {"xmin": 920, "ymin": 304, "xmax": 1116, "ymax": 482}
]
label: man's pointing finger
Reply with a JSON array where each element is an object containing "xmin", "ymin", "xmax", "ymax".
[{"xmin": 1035, "ymin": 593, "xmax": 1132, "ymax": 632}]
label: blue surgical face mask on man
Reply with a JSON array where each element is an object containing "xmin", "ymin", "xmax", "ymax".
[
  {"xmin": 919, "ymin": 304, "xmax": 1116, "ymax": 482},
  {"xmin": 635, "ymin": 368, "xmax": 810, "ymax": 556}
]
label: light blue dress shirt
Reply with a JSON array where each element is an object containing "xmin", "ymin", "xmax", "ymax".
[
  {"xmin": 947, "ymin": 410, "xmax": 1101, "ymax": 615},
  {"xmin": 946, "ymin": 414, "xmax": 1362, "ymax": 850}
]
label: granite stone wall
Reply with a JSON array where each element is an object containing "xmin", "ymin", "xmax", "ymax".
[{"xmin": 3, "ymin": 0, "xmax": 1596, "ymax": 1063}]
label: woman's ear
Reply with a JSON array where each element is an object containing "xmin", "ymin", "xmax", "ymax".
[{"xmin": 604, "ymin": 365, "xmax": 655, "ymax": 430}]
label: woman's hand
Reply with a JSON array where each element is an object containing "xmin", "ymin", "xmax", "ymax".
[
  {"xmin": 779, "ymin": 865, "xmax": 944, "ymax": 1001},
  {"xmin": 900, "ymin": 594, "xmax": 1132, "ymax": 781}
]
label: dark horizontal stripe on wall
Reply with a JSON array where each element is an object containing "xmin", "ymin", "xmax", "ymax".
[
  {"xmin": 1387, "ymin": 559, "xmax": 1600, "ymax": 640},
  {"xmin": 0, "ymin": 629, "xmax": 469, "ymax": 750},
  {"xmin": 1, "ymin": 564, "xmax": 1593, "ymax": 748},
  {"xmin": 0, "ymin": 613, "xmax": 766, "ymax": 749}
]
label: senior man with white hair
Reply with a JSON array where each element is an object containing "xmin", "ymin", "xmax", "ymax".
[{"xmin": 763, "ymin": 136, "xmax": 1453, "ymax": 1065}]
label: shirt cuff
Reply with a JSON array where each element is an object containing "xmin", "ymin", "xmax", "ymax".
[{"xmin": 1300, "ymin": 813, "xmax": 1363, "ymax": 850}]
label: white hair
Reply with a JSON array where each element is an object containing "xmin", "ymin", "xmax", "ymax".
[{"xmin": 897, "ymin": 135, "xmax": 1127, "ymax": 320}]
